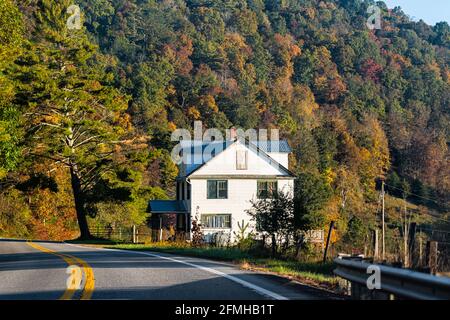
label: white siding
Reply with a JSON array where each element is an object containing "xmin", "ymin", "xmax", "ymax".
[
  {"xmin": 189, "ymin": 178, "xmax": 294, "ymax": 242},
  {"xmin": 266, "ymin": 152, "xmax": 289, "ymax": 169},
  {"xmin": 175, "ymin": 139, "xmax": 294, "ymax": 243}
]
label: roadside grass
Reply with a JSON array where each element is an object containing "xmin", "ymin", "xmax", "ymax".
[{"xmin": 105, "ymin": 243, "xmax": 340, "ymax": 291}]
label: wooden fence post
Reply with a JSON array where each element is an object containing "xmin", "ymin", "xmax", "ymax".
[
  {"xmin": 323, "ymin": 221, "xmax": 335, "ymax": 263},
  {"xmin": 426, "ymin": 241, "xmax": 438, "ymax": 275},
  {"xmin": 419, "ymin": 236, "xmax": 423, "ymax": 267}
]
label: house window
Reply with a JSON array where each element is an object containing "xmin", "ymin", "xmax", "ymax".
[
  {"xmin": 201, "ymin": 214, "xmax": 231, "ymax": 229},
  {"xmin": 207, "ymin": 180, "xmax": 228, "ymax": 199},
  {"xmin": 236, "ymin": 150, "xmax": 248, "ymax": 170},
  {"xmin": 257, "ymin": 181, "xmax": 278, "ymax": 199}
]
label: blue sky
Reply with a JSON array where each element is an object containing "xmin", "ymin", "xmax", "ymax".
[{"xmin": 384, "ymin": 0, "xmax": 449, "ymax": 25}]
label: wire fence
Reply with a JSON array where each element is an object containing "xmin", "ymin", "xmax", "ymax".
[
  {"xmin": 90, "ymin": 225, "xmax": 189, "ymax": 243},
  {"xmin": 333, "ymin": 224, "xmax": 450, "ymax": 273}
]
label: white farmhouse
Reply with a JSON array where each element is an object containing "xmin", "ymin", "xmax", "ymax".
[{"xmin": 148, "ymin": 137, "xmax": 295, "ymax": 243}]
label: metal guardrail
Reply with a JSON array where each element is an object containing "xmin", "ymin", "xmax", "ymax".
[{"xmin": 334, "ymin": 257, "xmax": 450, "ymax": 300}]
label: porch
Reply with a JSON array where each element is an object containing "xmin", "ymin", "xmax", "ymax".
[{"xmin": 148, "ymin": 200, "xmax": 190, "ymax": 241}]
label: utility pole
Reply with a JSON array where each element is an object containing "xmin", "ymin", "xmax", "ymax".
[{"xmin": 381, "ymin": 180, "xmax": 386, "ymax": 261}]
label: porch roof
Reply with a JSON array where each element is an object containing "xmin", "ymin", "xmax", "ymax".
[{"xmin": 148, "ymin": 200, "xmax": 188, "ymax": 214}]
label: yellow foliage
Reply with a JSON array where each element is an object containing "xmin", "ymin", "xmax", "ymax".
[
  {"xmin": 88, "ymin": 80, "xmax": 102, "ymax": 91},
  {"xmin": 427, "ymin": 62, "xmax": 442, "ymax": 79},
  {"xmin": 323, "ymin": 167, "xmax": 336, "ymax": 185},
  {"xmin": 444, "ymin": 68, "xmax": 450, "ymax": 84},
  {"xmin": 43, "ymin": 114, "xmax": 61, "ymax": 125},
  {"xmin": 187, "ymin": 106, "xmax": 201, "ymax": 120},
  {"xmin": 167, "ymin": 85, "xmax": 176, "ymax": 96},
  {"xmin": 116, "ymin": 112, "xmax": 132, "ymax": 131},
  {"xmin": 322, "ymin": 197, "xmax": 341, "ymax": 244},
  {"xmin": 168, "ymin": 121, "xmax": 177, "ymax": 132},
  {"xmin": 305, "ymin": 7, "xmax": 316, "ymax": 19},
  {"xmin": 199, "ymin": 95, "xmax": 219, "ymax": 113}
]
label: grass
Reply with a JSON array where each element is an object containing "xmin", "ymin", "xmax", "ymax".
[{"xmin": 104, "ymin": 242, "xmax": 340, "ymax": 291}]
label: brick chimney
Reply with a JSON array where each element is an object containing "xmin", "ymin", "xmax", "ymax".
[{"xmin": 229, "ymin": 127, "xmax": 237, "ymax": 141}]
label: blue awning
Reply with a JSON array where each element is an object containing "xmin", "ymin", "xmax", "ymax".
[{"xmin": 148, "ymin": 200, "xmax": 188, "ymax": 214}]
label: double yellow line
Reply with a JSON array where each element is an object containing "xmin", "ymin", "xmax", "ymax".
[{"xmin": 27, "ymin": 241, "xmax": 95, "ymax": 300}]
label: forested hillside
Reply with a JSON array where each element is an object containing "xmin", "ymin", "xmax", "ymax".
[{"xmin": 0, "ymin": 0, "xmax": 449, "ymax": 243}]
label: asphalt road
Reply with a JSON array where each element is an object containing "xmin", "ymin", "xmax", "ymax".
[{"xmin": 0, "ymin": 239, "xmax": 337, "ymax": 300}]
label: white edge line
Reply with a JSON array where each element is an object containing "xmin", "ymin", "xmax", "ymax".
[{"xmin": 64, "ymin": 242, "xmax": 288, "ymax": 300}]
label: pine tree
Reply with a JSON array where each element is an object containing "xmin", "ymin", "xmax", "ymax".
[
  {"xmin": 0, "ymin": 0, "xmax": 24, "ymax": 178},
  {"xmin": 15, "ymin": 0, "xmax": 146, "ymax": 239}
]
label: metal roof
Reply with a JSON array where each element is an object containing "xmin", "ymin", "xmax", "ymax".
[
  {"xmin": 254, "ymin": 140, "xmax": 292, "ymax": 153},
  {"xmin": 148, "ymin": 200, "xmax": 188, "ymax": 213},
  {"xmin": 179, "ymin": 139, "xmax": 293, "ymax": 176},
  {"xmin": 180, "ymin": 140, "xmax": 291, "ymax": 154}
]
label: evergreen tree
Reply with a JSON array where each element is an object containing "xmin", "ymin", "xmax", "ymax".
[{"xmin": 15, "ymin": 0, "xmax": 147, "ymax": 239}]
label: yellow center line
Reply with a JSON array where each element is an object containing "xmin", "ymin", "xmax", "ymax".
[{"xmin": 26, "ymin": 240, "xmax": 95, "ymax": 300}]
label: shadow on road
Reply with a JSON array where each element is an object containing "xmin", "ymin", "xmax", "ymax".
[{"xmin": 0, "ymin": 241, "xmax": 345, "ymax": 300}]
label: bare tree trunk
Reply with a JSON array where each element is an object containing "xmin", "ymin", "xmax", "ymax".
[
  {"xmin": 70, "ymin": 166, "xmax": 91, "ymax": 240},
  {"xmin": 271, "ymin": 233, "xmax": 277, "ymax": 257}
]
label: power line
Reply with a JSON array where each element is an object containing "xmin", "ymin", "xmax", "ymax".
[
  {"xmin": 417, "ymin": 226, "xmax": 450, "ymax": 235},
  {"xmin": 381, "ymin": 184, "xmax": 450, "ymax": 223},
  {"xmin": 384, "ymin": 183, "xmax": 448, "ymax": 206}
]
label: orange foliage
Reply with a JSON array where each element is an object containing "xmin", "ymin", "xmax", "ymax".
[{"xmin": 168, "ymin": 121, "xmax": 177, "ymax": 132}]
